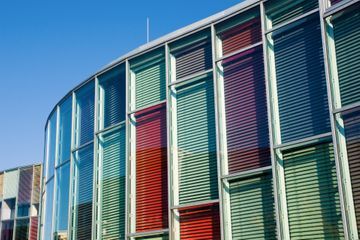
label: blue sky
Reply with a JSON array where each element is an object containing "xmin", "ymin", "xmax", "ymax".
[{"xmin": 0, "ymin": 0, "xmax": 241, "ymax": 170}]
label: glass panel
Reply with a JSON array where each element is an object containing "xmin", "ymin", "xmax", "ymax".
[
  {"xmin": 54, "ymin": 163, "xmax": 70, "ymax": 239},
  {"xmin": 43, "ymin": 179, "xmax": 55, "ymax": 240},
  {"xmin": 15, "ymin": 219, "xmax": 29, "ymax": 240},
  {"xmin": 17, "ymin": 204, "xmax": 30, "ymax": 217},
  {"xmin": 47, "ymin": 112, "xmax": 57, "ymax": 179},
  {"xmin": 75, "ymin": 81, "xmax": 95, "ymax": 147},
  {"xmin": 72, "ymin": 144, "xmax": 93, "ymax": 240},
  {"xmin": 58, "ymin": 96, "xmax": 72, "ymax": 165},
  {"xmin": 1, "ymin": 220, "xmax": 14, "ymax": 240},
  {"xmin": 3, "ymin": 170, "xmax": 19, "ymax": 200}
]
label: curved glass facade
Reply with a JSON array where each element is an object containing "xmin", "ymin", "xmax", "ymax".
[{"xmin": 40, "ymin": 0, "xmax": 360, "ymax": 239}]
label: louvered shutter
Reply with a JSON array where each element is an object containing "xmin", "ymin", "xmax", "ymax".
[
  {"xmin": 0, "ymin": 173, "xmax": 3, "ymax": 200},
  {"xmin": 179, "ymin": 203, "xmax": 220, "ymax": 240},
  {"xmin": 76, "ymin": 81, "xmax": 95, "ymax": 146},
  {"xmin": 15, "ymin": 219, "xmax": 29, "ymax": 240},
  {"xmin": 74, "ymin": 144, "xmax": 94, "ymax": 240},
  {"xmin": 135, "ymin": 103, "xmax": 168, "ymax": 232},
  {"xmin": 3, "ymin": 170, "xmax": 19, "ymax": 200},
  {"xmin": 58, "ymin": 96, "xmax": 72, "ymax": 165},
  {"xmin": 218, "ymin": 10, "xmax": 261, "ymax": 56},
  {"xmin": 18, "ymin": 168, "xmax": 33, "ymax": 204},
  {"xmin": 172, "ymin": 32, "xmax": 212, "ymax": 79},
  {"xmin": 265, "ymin": 0, "xmax": 319, "ymax": 26},
  {"xmin": 1, "ymin": 220, "xmax": 14, "ymax": 240},
  {"xmin": 31, "ymin": 165, "xmax": 41, "ymax": 204},
  {"xmin": 100, "ymin": 128, "xmax": 126, "ymax": 240},
  {"xmin": 283, "ymin": 143, "xmax": 344, "ymax": 239},
  {"xmin": 342, "ymin": 108, "xmax": 360, "ymax": 230},
  {"xmin": 99, "ymin": 65, "xmax": 126, "ymax": 128},
  {"xmin": 229, "ymin": 173, "xmax": 276, "ymax": 239},
  {"xmin": 132, "ymin": 48, "xmax": 166, "ymax": 109},
  {"xmin": 332, "ymin": 6, "xmax": 360, "ymax": 106},
  {"xmin": 176, "ymin": 76, "xmax": 218, "ymax": 204},
  {"xmin": 223, "ymin": 47, "xmax": 270, "ymax": 173},
  {"xmin": 29, "ymin": 217, "xmax": 38, "ymax": 240},
  {"xmin": 273, "ymin": 17, "xmax": 330, "ymax": 143}
]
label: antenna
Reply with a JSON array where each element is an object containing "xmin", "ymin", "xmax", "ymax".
[{"xmin": 147, "ymin": 17, "xmax": 150, "ymax": 43}]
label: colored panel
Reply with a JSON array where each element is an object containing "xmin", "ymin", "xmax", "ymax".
[
  {"xmin": 132, "ymin": 48, "xmax": 166, "ymax": 109},
  {"xmin": 43, "ymin": 179, "xmax": 54, "ymax": 240},
  {"xmin": 15, "ymin": 218, "xmax": 29, "ymax": 240},
  {"xmin": 1, "ymin": 220, "xmax": 14, "ymax": 240},
  {"xmin": 76, "ymin": 81, "xmax": 95, "ymax": 146},
  {"xmin": 0, "ymin": 173, "xmax": 4, "ymax": 200},
  {"xmin": 99, "ymin": 64, "xmax": 126, "ymax": 128},
  {"xmin": 54, "ymin": 163, "xmax": 70, "ymax": 238},
  {"xmin": 30, "ymin": 217, "xmax": 38, "ymax": 240},
  {"xmin": 265, "ymin": 0, "xmax": 318, "ymax": 27},
  {"xmin": 47, "ymin": 112, "xmax": 57, "ymax": 179},
  {"xmin": 342, "ymin": 108, "xmax": 360, "ymax": 230},
  {"xmin": 332, "ymin": 6, "xmax": 360, "ymax": 106},
  {"xmin": 176, "ymin": 76, "xmax": 218, "ymax": 204},
  {"xmin": 273, "ymin": 17, "xmax": 330, "ymax": 143},
  {"xmin": 73, "ymin": 144, "xmax": 93, "ymax": 240},
  {"xmin": 135, "ymin": 103, "xmax": 168, "ymax": 232},
  {"xmin": 100, "ymin": 127, "xmax": 126, "ymax": 240},
  {"xmin": 223, "ymin": 47, "xmax": 270, "ymax": 173},
  {"xmin": 179, "ymin": 204, "xmax": 220, "ymax": 240},
  {"xmin": 229, "ymin": 173, "xmax": 276, "ymax": 239},
  {"xmin": 172, "ymin": 32, "xmax": 212, "ymax": 79},
  {"xmin": 284, "ymin": 143, "xmax": 344, "ymax": 239},
  {"xmin": 218, "ymin": 9, "xmax": 261, "ymax": 55},
  {"xmin": 32, "ymin": 165, "xmax": 41, "ymax": 204},
  {"xmin": 3, "ymin": 170, "xmax": 19, "ymax": 199},
  {"xmin": 58, "ymin": 96, "xmax": 72, "ymax": 165},
  {"xmin": 18, "ymin": 167, "xmax": 33, "ymax": 204}
]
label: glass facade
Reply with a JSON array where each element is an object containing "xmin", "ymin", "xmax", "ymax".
[{"xmin": 39, "ymin": 1, "xmax": 360, "ymax": 239}]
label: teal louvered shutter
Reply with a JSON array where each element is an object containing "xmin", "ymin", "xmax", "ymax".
[
  {"xmin": 3, "ymin": 170, "xmax": 19, "ymax": 199},
  {"xmin": 332, "ymin": 6, "xmax": 360, "ymax": 106},
  {"xmin": 284, "ymin": 143, "xmax": 344, "ymax": 239},
  {"xmin": 100, "ymin": 127, "xmax": 126, "ymax": 239},
  {"xmin": 265, "ymin": 0, "xmax": 319, "ymax": 27},
  {"xmin": 176, "ymin": 75, "xmax": 218, "ymax": 204},
  {"xmin": 132, "ymin": 48, "xmax": 166, "ymax": 109},
  {"xmin": 229, "ymin": 173, "xmax": 276, "ymax": 239},
  {"xmin": 273, "ymin": 16, "xmax": 330, "ymax": 143}
]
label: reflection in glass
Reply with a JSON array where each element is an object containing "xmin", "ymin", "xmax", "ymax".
[
  {"xmin": 47, "ymin": 113, "xmax": 57, "ymax": 179},
  {"xmin": 43, "ymin": 179, "xmax": 54, "ymax": 240},
  {"xmin": 58, "ymin": 97, "xmax": 72, "ymax": 165}
]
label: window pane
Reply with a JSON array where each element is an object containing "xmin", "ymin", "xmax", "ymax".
[
  {"xmin": 43, "ymin": 179, "xmax": 54, "ymax": 240},
  {"xmin": 1, "ymin": 220, "xmax": 14, "ymax": 240},
  {"xmin": 58, "ymin": 96, "xmax": 72, "ymax": 165},
  {"xmin": 47, "ymin": 113, "xmax": 57, "ymax": 178}
]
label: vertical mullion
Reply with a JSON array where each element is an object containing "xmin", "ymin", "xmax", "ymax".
[
  {"xmin": 260, "ymin": 2, "xmax": 289, "ymax": 239},
  {"xmin": 320, "ymin": 0, "xmax": 358, "ymax": 238},
  {"xmin": 12, "ymin": 169, "xmax": 20, "ymax": 240},
  {"xmin": 68, "ymin": 91, "xmax": 76, "ymax": 240},
  {"xmin": 124, "ymin": 60, "xmax": 130, "ymax": 240},
  {"xmin": 93, "ymin": 76, "xmax": 100, "ymax": 240},
  {"xmin": 211, "ymin": 24, "xmax": 225, "ymax": 240}
]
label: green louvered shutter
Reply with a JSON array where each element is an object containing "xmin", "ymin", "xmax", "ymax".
[
  {"xmin": 132, "ymin": 48, "xmax": 166, "ymax": 109},
  {"xmin": 265, "ymin": 0, "xmax": 318, "ymax": 27},
  {"xmin": 100, "ymin": 127, "xmax": 126, "ymax": 239},
  {"xmin": 284, "ymin": 143, "xmax": 344, "ymax": 239},
  {"xmin": 3, "ymin": 170, "xmax": 19, "ymax": 199},
  {"xmin": 332, "ymin": 6, "xmax": 360, "ymax": 106},
  {"xmin": 176, "ymin": 75, "xmax": 218, "ymax": 204},
  {"xmin": 229, "ymin": 173, "xmax": 276, "ymax": 239}
]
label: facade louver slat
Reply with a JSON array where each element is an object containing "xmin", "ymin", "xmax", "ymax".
[
  {"xmin": 15, "ymin": 219, "xmax": 29, "ymax": 240},
  {"xmin": 176, "ymin": 77, "xmax": 218, "ymax": 204},
  {"xmin": 229, "ymin": 173, "xmax": 276, "ymax": 239},
  {"xmin": 135, "ymin": 103, "xmax": 168, "ymax": 232},
  {"xmin": 31, "ymin": 165, "xmax": 41, "ymax": 204},
  {"xmin": 223, "ymin": 47, "xmax": 270, "ymax": 173},
  {"xmin": 73, "ymin": 144, "xmax": 94, "ymax": 240},
  {"xmin": 179, "ymin": 203, "xmax": 220, "ymax": 240},
  {"xmin": 265, "ymin": 0, "xmax": 319, "ymax": 27},
  {"xmin": 18, "ymin": 168, "xmax": 33, "ymax": 204},
  {"xmin": 342, "ymin": 108, "xmax": 360, "ymax": 230},
  {"xmin": 29, "ymin": 217, "xmax": 38, "ymax": 240},
  {"xmin": 99, "ymin": 65, "xmax": 126, "ymax": 128},
  {"xmin": 333, "ymin": 6, "xmax": 360, "ymax": 106},
  {"xmin": 132, "ymin": 48, "xmax": 166, "ymax": 109},
  {"xmin": 100, "ymin": 128, "xmax": 126, "ymax": 240},
  {"xmin": 273, "ymin": 17, "xmax": 330, "ymax": 143},
  {"xmin": 77, "ymin": 82, "xmax": 95, "ymax": 146},
  {"xmin": 173, "ymin": 36, "xmax": 212, "ymax": 79},
  {"xmin": 284, "ymin": 143, "xmax": 344, "ymax": 239},
  {"xmin": 3, "ymin": 170, "xmax": 19, "ymax": 200}
]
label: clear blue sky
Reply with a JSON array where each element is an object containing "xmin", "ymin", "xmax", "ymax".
[{"xmin": 0, "ymin": 0, "xmax": 242, "ymax": 171}]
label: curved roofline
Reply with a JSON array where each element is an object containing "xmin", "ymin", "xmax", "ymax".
[{"xmin": 45, "ymin": 0, "xmax": 260, "ymax": 127}]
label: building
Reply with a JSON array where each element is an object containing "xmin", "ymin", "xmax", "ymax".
[
  {"xmin": 39, "ymin": 0, "xmax": 360, "ymax": 239},
  {"xmin": 0, "ymin": 164, "xmax": 41, "ymax": 240}
]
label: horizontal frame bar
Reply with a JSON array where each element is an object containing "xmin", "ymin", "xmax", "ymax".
[
  {"xmin": 127, "ymin": 100, "xmax": 167, "ymax": 115},
  {"xmin": 333, "ymin": 101, "xmax": 360, "ymax": 114},
  {"xmin": 95, "ymin": 120, "xmax": 126, "ymax": 135},
  {"xmin": 222, "ymin": 166, "xmax": 272, "ymax": 181},
  {"xmin": 71, "ymin": 140, "xmax": 94, "ymax": 153},
  {"xmin": 171, "ymin": 199, "xmax": 219, "ymax": 210},
  {"xmin": 127, "ymin": 229, "xmax": 169, "ymax": 238},
  {"xmin": 324, "ymin": 0, "xmax": 359, "ymax": 18},
  {"xmin": 274, "ymin": 132, "xmax": 332, "ymax": 151},
  {"xmin": 168, "ymin": 69, "xmax": 213, "ymax": 87},
  {"xmin": 215, "ymin": 41, "xmax": 263, "ymax": 62}
]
